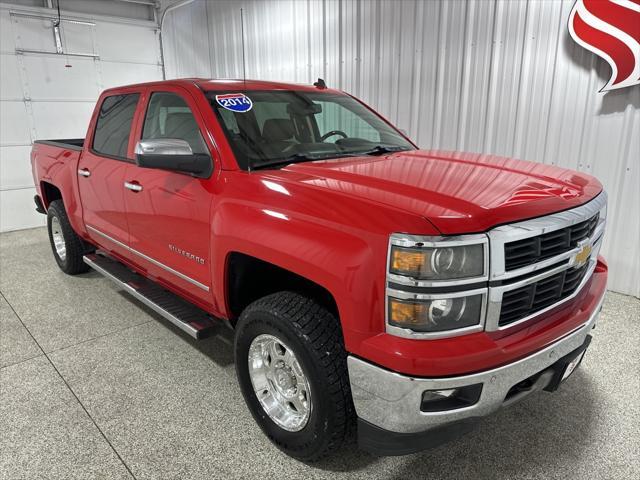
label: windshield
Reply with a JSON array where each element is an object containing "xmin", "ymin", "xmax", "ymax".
[{"xmin": 207, "ymin": 90, "xmax": 414, "ymax": 170}]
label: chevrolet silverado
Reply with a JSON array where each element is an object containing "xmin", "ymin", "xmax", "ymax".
[{"xmin": 30, "ymin": 78, "xmax": 607, "ymax": 460}]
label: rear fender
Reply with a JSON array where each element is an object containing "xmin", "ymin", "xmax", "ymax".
[{"xmin": 31, "ymin": 145, "xmax": 84, "ymax": 236}]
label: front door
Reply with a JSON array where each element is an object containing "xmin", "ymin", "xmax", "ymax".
[
  {"xmin": 78, "ymin": 92, "xmax": 140, "ymax": 258},
  {"xmin": 123, "ymin": 88, "xmax": 214, "ymax": 306}
]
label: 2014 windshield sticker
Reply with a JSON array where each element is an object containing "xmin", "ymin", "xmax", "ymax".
[{"xmin": 216, "ymin": 93, "xmax": 253, "ymax": 112}]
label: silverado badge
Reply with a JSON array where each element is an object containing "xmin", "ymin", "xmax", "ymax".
[{"xmin": 169, "ymin": 244, "xmax": 205, "ymax": 265}]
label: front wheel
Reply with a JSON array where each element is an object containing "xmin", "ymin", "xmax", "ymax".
[{"xmin": 234, "ymin": 292, "xmax": 355, "ymax": 461}]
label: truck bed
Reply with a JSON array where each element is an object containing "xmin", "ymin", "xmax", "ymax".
[{"xmin": 33, "ymin": 138, "xmax": 84, "ymax": 151}]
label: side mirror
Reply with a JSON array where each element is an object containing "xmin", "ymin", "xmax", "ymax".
[{"xmin": 134, "ymin": 139, "xmax": 212, "ymax": 178}]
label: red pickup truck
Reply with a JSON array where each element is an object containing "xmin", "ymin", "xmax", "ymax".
[{"xmin": 31, "ymin": 78, "xmax": 607, "ymax": 460}]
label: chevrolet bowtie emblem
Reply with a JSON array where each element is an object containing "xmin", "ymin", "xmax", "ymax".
[{"xmin": 574, "ymin": 243, "xmax": 592, "ymax": 266}]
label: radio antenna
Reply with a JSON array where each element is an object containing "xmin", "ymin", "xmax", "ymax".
[{"xmin": 240, "ymin": 7, "xmax": 247, "ymax": 90}]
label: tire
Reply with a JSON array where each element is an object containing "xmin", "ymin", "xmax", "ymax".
[
  {"xmin": 234, "ymin": 291, "xmax": 355, "ymax": 461},
  {"xmin": 46, "ymin": 200, "xmax": 92, "ymax": 275}
]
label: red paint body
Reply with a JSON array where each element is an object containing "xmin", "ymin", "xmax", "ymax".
[{"xmin": 31, "ymin": 79, "xmax": 607, "ymax": 377}]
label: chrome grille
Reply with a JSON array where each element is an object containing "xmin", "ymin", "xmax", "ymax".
[
  {"xmin": 498, "ymin": 263, "xmax": 590, "ymax": 326},
  {"xmin": 485, "ymin": 192, "xmax": 607, "ymax": 331},
  {"xmin": 504, "ymin": 213, "xmax": 599, "ymax": 271}
]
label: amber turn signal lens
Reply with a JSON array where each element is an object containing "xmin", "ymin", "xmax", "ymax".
[
  {"xmin": 391, "ymin": 248, "xmax": 428, "ymax": 277},
  {"xmin": 389, "ymin": 298, "xmax": 429, "ymax": 326},
  {"xmin": 388, "ymin": 295, "xmax": 483, "ymax": 332}
]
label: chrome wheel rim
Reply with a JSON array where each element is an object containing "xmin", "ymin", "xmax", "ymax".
[
  {"xmin": 248, "ymin": 334, "xmax": 312, "ymax": 432},
  {"xmin": 50, "ymin": 216, "xmax": 66, "ymax": 261}
]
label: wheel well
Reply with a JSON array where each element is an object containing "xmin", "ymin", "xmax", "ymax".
[
  {"xmin": 41, "ymin": 182, "xmax": 62, "ymax": 208},
  {"xmin": 226, "ymin": 252, "xmax": 339, "ymax": 323}
]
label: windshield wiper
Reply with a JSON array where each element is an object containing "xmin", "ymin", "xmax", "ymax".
[
  {"xmin": 251, "ymin": 152, "xmax": 361, "ymax": 170},
  {"xmin": 357, "ymin": 145, "xmax": 410, "ymax": 156},
  {"xmin": 251, "ymin": 153, "xmax": 317, "ymax": 170},
  {"xmin": 250, "ymin": 147, "xmax": 410, "ymax": 170}
]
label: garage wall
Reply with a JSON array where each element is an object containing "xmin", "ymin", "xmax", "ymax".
[
  {"xmin": 0, "ymin": 1, "xmax": 163, "ymax": 232},
  {"xmin": 161, "ymin": 0, "xmax": 639, "ymax": 297}
]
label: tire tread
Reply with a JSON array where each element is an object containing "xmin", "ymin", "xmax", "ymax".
[
  {"xmin": 47, "ymin": 200, "xmax": 92, "ymax": 275},
  {"xmin": 237, "ymin": 291, "xmax": 356, "ymax": 461}
]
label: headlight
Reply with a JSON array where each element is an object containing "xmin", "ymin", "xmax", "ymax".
[
  {"xmin": 390, "ymin": 244, "xmax": 485, "ymax": 280},
  {"xmin": 388, "ymin": 293, "xmax": 484, "ymax": 333},
  {"xmin": 386, "ymin": 234, "xmax": 488, "ymax": 338}
]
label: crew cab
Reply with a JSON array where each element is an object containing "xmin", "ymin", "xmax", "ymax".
[{"xmin": 30, "ymin": 78, "xmax": 607, "ymax": 460}]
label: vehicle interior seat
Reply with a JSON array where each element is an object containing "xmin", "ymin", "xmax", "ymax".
[
  {"xmin": 261, "ymin": 118, "xmax": 296, "ymax": 154},
  {"xmin": 164, "ymin": 112, "xmax": 207, "ymax": 154}
]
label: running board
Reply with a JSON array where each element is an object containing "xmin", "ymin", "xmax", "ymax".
[{"xmin": 83, "ymin": 253, "xmax": 217, "ymax": 339}]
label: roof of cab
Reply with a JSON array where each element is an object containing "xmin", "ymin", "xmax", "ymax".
[
  {"xmin": 101, "ymin": 78, "xmax": 342, "ymax": 95},
  {"xmin": 195, "ymin": 78, "xmax": 340, "ymax": 93}
]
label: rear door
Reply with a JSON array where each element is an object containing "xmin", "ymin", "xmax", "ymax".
[
  {"xmin": 123, "ymin": 86, "xmax": 214, "ymax": 306},
  {"xmin": 78, "ymin": 92, "xmax": 141, "ymax": 257}
]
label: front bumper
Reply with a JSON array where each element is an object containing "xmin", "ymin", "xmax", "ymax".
[{"xmin": 348, "ymin": 290, "xmax": 604, "ymax": 453}]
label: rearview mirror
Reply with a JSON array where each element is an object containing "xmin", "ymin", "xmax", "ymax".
[
  {"xmin": 287, "ymin": 103, "xmax": 322, "ymax": 115},
  {"xmin": 134, "ymin": 139, "xmax": 212, "ymax": 178}
]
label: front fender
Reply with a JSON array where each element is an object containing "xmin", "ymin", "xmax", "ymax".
[{"xmin": 210, "ymin": 172, "xmax": 438, "ymax": 354}]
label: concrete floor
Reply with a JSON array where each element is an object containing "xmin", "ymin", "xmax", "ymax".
[{"xmin": 0, "ymin": 227, "xmax": 638, "ymax": 480}]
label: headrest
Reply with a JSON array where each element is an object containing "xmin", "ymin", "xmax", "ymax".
[{"xmin": 262, "ymin": 119, "xmax": 295, "ymax": 142}]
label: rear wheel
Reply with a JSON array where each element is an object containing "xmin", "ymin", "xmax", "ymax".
[
  {"xmin": 234, "ymin": 291, "xmax": 355, "ymax": 461},
  {"xmin": 47, "ymin": 200, "xmax": 92, "ymax": 275}
]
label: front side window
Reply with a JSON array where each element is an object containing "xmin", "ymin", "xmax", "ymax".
[
  {"xmin": 208, "ymin": 90, "xmax": 414, "ymax": 170},
  {"xmin": 93, "ymin": 93, "xmax": 139, "ymax": 158},
  {"xmin": 142, "ymin": 92, "xmax": 207, "ymax": 154}
]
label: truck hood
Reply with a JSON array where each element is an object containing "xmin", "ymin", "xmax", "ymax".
[{"xmin": 275, "ymin": 150, "xmax": 603, "ymax": 234}]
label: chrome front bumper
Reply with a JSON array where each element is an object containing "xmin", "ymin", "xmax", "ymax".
[{"xmin": 348, "ymin": 291, "xmax": 604, "ymax": 434}]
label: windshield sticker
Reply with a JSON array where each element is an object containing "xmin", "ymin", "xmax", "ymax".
[{"xmin": 215, "ymin": 93, "xmax": 253, "ymax": 113}]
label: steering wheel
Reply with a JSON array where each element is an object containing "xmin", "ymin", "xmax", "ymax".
[{"xmin": 320, "ymin": 130, "xmax": 348, "ymax": 142}]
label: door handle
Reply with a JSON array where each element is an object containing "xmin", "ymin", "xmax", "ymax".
[
  {"xmin": 124, "ymin": 181, "xmax": 143, "ymax": 192},
  {"xmin": 77, "ymin": 168, "xmax": 91, "ymax": 177}
]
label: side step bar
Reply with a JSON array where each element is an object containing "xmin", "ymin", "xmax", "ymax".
[{"xmin": 83, "ymin": 253, "xmax": 217, "ymax": 339}]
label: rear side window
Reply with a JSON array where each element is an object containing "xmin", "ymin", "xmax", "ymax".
[{"xmin": 92, "ymin": 94, "xmax": 139, "ymax": 158}]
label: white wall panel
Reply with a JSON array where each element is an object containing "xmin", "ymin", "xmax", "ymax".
[
  {"xmin": 22, "ymin": 55, "xmax": 100, "ymax": 100},
  {"xmin": 162, "ymin": 0, "xmax": 639, "ymax": 296},
  {"xmin": 0, "ymin": 145, "xmax": 31, "ymax": 189},
  {"xmin": 100, "ymin": 61, "xmax": 163, "ymax": 90},
  {"xmin": 0, "ymin": 53, "xmax": 22, "ymax": 99},
  {"xmin": 12, "ymin": 14, "xmax": 57, "ymax": 52},
  {"xmin": 0, "ymin": 187, "xmax": 45, "ymax": 231},
  {"xmin": 30, "ymin": 101, "xmax": 95, "ymax": 139},
  {"xmin": 60, "ymin": 20, "xmax": 96, "ymax": 56},
  {"xmin": 0, "ymin": 101, "xmax": 30, "ymax": 145},
  {"xmin": 0, "ymin": 3, "xmax": 163, "ymax": 234},
  {"xmin": 58, "ymin": 0, "xmax": 154, "ymax": 22},
  {"xmin": 2, "ymin": 0, "xmax": 155, "ymax": 19},
  {"xmin": 94, "ymin": 22, "xmax": 160, "ymax": 64},
  {"xmin": 0, "ymin": 7, "xmax": 14, "ymax": 51},
  {"xmin": 162, "ymin": 0, "xmax": 210, "ymax": 79}
]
